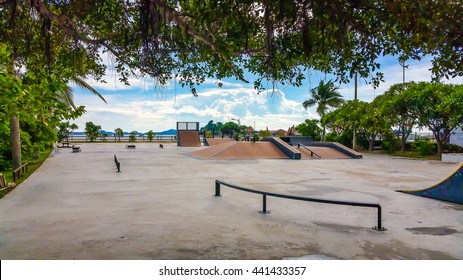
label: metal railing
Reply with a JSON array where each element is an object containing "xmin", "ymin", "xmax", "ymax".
[
  {"xmin": 114, "ymin": 155, "xmax": 121, "ymax": 173},
  {"xmin": 214, "ymin": 179, "xmax": 386, "ymax": 231},
  {"xmin": 297, "ymin": 143, "xmax": 322, "ymax": 159}
]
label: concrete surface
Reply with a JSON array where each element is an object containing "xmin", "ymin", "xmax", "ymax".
[{"xmin": 0, "ymin": 143, "xmax": 462, "ymax": 260}]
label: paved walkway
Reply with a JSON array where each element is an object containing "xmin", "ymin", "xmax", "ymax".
[{"xmin": 0, "ymin": 143, "xmax": 462, "ymax": 259}]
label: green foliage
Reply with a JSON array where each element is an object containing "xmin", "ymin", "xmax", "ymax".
[
  {"xmin": 323, "ymin": 100, "xmax": 389, "ymax": 150},
  {"xmin": 381, "ymin": 132, "xmax": 401, "ymax": 154},
  {"xmin": 296, "ymin": 119, "xmax": 321, "ymax": 140},
  {"xmin": 114, "ymin": 128, "xmax": 124, "ymax": 142},
  {"xmin": 201, "ymin": 120, "xmax": 223, "ymax": 138},
  {"xmin": 129, "ymin": 131, "xmax": 138, "ymax": 142},
  {"xmin": 303, "ymin": 80, "xmax": 344, "ymax": 141},
  {"xmin": 443, "ymin": 143, "xmax": 463, "ymax": 153},
  {"xmin": 259, "ymin": 128, "xmax": 271, "ymax": 138},
  {"xmin": 375, "ymin": 82, "xmax": 417, "ymax": 152},
  {"xmin": 416, "ymin": 140, "xmax": 437, "ymax": 156},
  {"xmin": 1, "ymin": 44, "xmax": 87, "ymax": 168},
  {"xmin": 220, "ymin": 122, "xmax": 240, "ymax": 133},
  {"xmin": 147, "ymin": 130, "xmax": 155, "ymax": 142},
  {"xmin": 57, "ymin": 121, "xmax": 78, "ymax": 142},
  {"xmin": 85, "ymin": 122, "xmax": 101, "ymax": 142},
  {"xmin": 407, "ymin": 82, "xmax": 463, "ymax": 157},
  {"xmin": 3, "ymin": 1, "xmax": 462, "ymax": 97}
]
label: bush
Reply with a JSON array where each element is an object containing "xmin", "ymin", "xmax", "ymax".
[
  {"xmin": 443, "ymin": 143, "xmax": 463, "ymax": 153},
  {"xmin": 416, "ymin": 140, "xmax": 436, "ymax": 156},
  {"xmin": 382, "ymin": 138, "xmax": 400, "ymax": 153}
]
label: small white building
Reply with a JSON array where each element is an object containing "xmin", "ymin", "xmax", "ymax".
[{"xmin": 449, "ymin": 128, "xmax": 463, "ymax": 147}]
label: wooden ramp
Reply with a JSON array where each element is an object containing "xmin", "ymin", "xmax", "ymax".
[
  {"xmin": 190, "ymin": 142, "xmax": 288, "ymax": 159},
  {"xmin": 205, "ymin": 138, "xmax": 234, "ymax": 146},
  {"xmin": 178, "ymin": 131, "xmax": 201, "ymax": 147}
]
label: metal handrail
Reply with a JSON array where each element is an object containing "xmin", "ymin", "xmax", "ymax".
[
  {"xmin": 297, "ymin": 143, "xmax": 322, "ymax": 158},
  {"xmin": 214, "ymin": 179, "xmax": 386, "ymax": 231}
]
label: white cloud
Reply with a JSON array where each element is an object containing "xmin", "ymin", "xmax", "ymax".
[{"xmin": 73, "ymin": 83, "xmax": 314, "ymax": 132}]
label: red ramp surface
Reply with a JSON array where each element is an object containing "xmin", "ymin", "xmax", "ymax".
[
  {"xmin": 178, "ymin": 131, "xmax": 201, "ymax": 147},
  {"xmin": 190, "ymin": 142, "xmax": 288, "ymax": 159},
  {"xmin": 298, "ymin": 146, "xmax": 351, "ymax": 159},
  {"xmin": 205, "ymin": 138, "xmax": 234, "ymax": 146}
]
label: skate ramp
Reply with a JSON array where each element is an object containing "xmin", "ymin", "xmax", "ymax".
[
  {"xmin": 297, "ymin": 145, "xmax": 351, "ymax": 159},
  {"xmin": 299, "ymin": 142, "xmax": 362, "ymax": 159},
  {"xmin": 205, "ymin": 138, "xmax": 234, "ymax": 146},
  {"xmin": 178, "ymin": 131, "xmax": 201, "ymax": 147},
  {"xmin": 397, "ymin": 163, "xmax": 463, "ymax": 205},
  {"xmin": 190, "ymin": 141, "xmax": 288, "ymax": 159}
]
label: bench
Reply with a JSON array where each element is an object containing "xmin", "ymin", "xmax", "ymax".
[
  {"xmin": 72, "ymin": 146, "xmax": 81, "ymax": 153},
  {"xmin": 126, "ymin": 144, "xmax": 136, "ymax": 149},
  {"xmin": 58, "ymin": 142, "xmax": 71, "ymax": 148}
]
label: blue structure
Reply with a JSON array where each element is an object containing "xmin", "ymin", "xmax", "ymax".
[{"xmin": 398, "ymin": 163, "xmax": 463, "ymax": 205}]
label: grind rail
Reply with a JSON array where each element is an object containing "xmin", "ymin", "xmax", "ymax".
[
  {"xmin": 214, "ymin": 179, "xmax": 386, "ymax": 231},
  {"xmin": 297, "ymin": 143, "xmax": 322, "ymax": 159}
]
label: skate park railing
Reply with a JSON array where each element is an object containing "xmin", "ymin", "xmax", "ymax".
[
  {"xmin": 214, "ymin": 179, "xmax": 386, "ymax": 231},
  {"xmin": 297, "ymin": 144, "xmax": 322, "ymax": 159}
]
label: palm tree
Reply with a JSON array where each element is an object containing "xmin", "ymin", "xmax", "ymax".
[
  {"xmin": 303, "ymin": 80, "xmax": 344, "ymax": 141},
  {"xmin": 114, "ymin": 128, "xmax": 124, "ymax": 141},
  {"xmin": 9, "ymin": 75, "xmax": 105, "ymax": 169}
]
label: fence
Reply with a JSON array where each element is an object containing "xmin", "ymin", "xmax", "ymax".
[{"xmin": 67, "ymin": 134, "xmax": 178, "ymax": 142}]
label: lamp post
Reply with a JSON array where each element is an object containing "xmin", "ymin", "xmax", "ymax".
[
  {"xmin": 231, "ymin": 118, "xmax": 241, "ymax": 126},
  {"xmin": 399, "ymin": 59, "xmax": 408, "ymax": 84},
  {"xmin": 353, "ymin": 71, "xmax": 358, "ymax": 151}
]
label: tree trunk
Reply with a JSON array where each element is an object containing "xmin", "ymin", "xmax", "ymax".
[
  {"xmin": 369, "ymin": 139, "xmax": 374, "ymax": 151},
  {"xmin": 352, "ymin": 125, "xmax": 357, "ymax": 151},
  {"xmin": 321, "ymin": 125, "xmax": 326, "ymax": 142},
  {"xmin": 437, "ymin": 140, "xmax": 444, "ymax": 161},
  {"xmin": 10, "ymin": 114, "xmax": 21, "ymax": 169}
]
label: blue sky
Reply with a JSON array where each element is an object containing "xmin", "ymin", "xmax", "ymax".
[{"xmin": 72, "ymin": 55, "xmax": 463, "ymax": 133}]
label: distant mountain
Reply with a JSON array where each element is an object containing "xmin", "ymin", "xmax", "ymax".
[{"xmin": 156, "ymin": 129, "xmax": 176, "ymax": 135}]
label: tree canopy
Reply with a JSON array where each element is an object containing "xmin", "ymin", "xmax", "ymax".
[{"xmin": 1, "ymin": 0, "xmax": 462, "ymax": 94}]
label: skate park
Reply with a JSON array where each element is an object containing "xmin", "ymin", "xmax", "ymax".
[{"xmin": 0, "ymin": 140, "xmax": 462, "ymax": 260}]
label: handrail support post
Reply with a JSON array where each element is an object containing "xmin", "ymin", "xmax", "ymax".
[
  {"xmin": 372, "ymin": 205, "xmax": 387, "ymax": 231},
  {"xmin": 259, "ymin": 194, "xmax": 270, "ymax": 214},
  {"xmin": 214, "ymin": 181, "xmax": 221, "ymax": 197}
]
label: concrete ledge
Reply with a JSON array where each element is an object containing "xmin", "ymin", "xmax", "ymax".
[
  {"xmin": 442, "ymin": 153, "xmax": 463, "ymax": 163},
  {"xmin": 310, "ymin": 142, "xmax": 363, "ymax": 159}
]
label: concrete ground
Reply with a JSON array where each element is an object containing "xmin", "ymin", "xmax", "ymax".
[{"xmin": 0, "ymin": 143, "xmax": 462, "ymax": 260}]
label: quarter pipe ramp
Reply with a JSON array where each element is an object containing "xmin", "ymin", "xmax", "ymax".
[{"xmin": 397, "ymin": 163, "xmax": 463, "ymax": 205}]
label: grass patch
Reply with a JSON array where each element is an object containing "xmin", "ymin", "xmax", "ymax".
[
  {"xmin": 0, "ymin": 147, "xmax": 53, "ymax": 198},
  {"xmin": 392, "ymin": 151, "xmax": 439, "ymax": 160}
]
